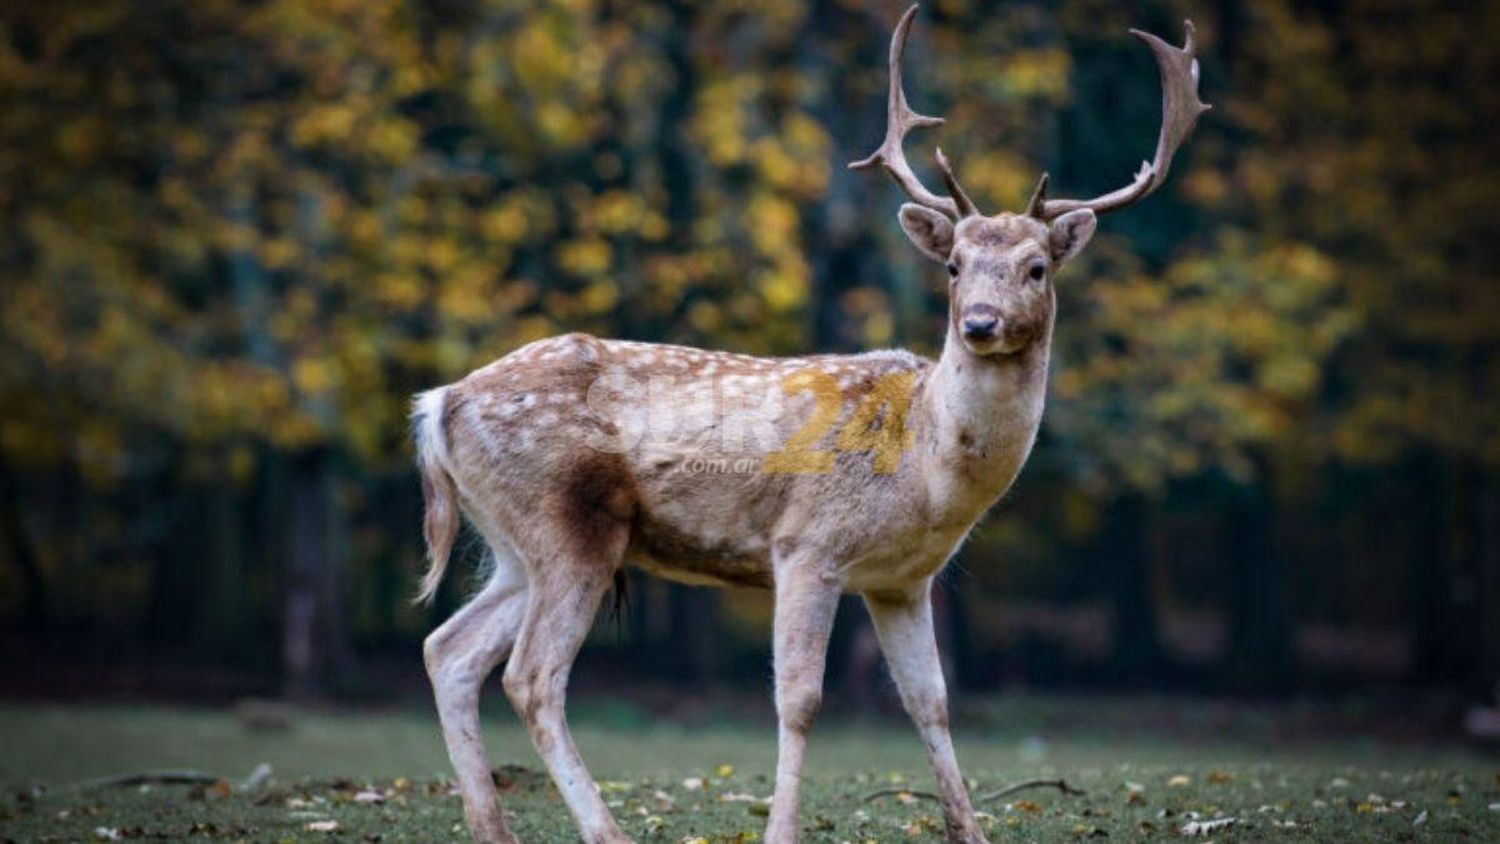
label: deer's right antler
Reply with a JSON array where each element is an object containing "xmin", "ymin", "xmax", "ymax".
[{"xmin": 848, "ymin": 4, "xmax": 977, "ymax": 220}]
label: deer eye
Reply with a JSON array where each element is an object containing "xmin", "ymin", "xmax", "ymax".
[
  {"xmin": 946, "ymin": 261, "xmax": 959, "ymax": 278},
  {"xmin": 1028, "ymin": 263, "xmax": 1046, "ymax": 281}
]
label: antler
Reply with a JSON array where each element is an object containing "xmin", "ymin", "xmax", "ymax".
[
  {"xmin": 1027, "ymin": 20, "xmax": 1211, "ymax": 221},
  {"xmin": 848, "ymin": 5, "xmax": 977, "ymax": 219}
]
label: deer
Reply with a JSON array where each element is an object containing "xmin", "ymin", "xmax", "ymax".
[{"xmin": 414, "ymin": 5, "xmax": 1208, "ymax": 842}]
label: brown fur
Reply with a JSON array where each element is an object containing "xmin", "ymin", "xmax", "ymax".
[
  {"xmin": 413, "ymin": 211, "xmax": 1086, "ymax": 844},
  {"xmin": 412, "ymin": 4, "xmax": 1207, "ymax": 835}
]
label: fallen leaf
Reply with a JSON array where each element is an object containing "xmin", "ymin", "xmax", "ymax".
[
  {"xmin": 353, "ymin": 789, "xmax": 384, "ymax": 804},
  {"xmin": 1167, "ymin": 775, "xmax": 1192, "ymax": 788},
  {"xmin": 92, "ymin": 828, "xmax": 121, "ymax": 841},
  {"xmin": 716, "ymin": 764, "xmax": 735, "ymax": 778},
  {"xmin": 681, "ymin": 777, "xmax": 706, "ymax": 791},
  {"xmin": 1179, "ymin": 816, "xmax": 1237, "ymax": 837},
  {"xmin": 306, "ymin": 820, "xmax": 341, "ymax": 832},
  {"xmin": 1206, "ymin": 771, "xmax": 1234, "ymax": 785},
  {"xmin": 902, "ymin": 815, "xmax": 942, "ymax": 836},
  {"xmin": 1013, "ymin": 799, "xmax": 1043, "ymax": 814}
]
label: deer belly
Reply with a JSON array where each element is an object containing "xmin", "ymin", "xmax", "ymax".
[{"xmin": 625, "ymin": 500, "xmax": 774, "ymax": 589}]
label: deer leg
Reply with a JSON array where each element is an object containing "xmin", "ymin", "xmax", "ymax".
[
  {"xmin": 502, "ymin": 563, "xmax": 626, "ymax": 844},
  {"xmin": 424, "ymin": 551, "xmax": 529, "ymax": 844},
  {"xmin": 764, "ymin": 560, "xmax": 842, "ymax": 843},
  {"xmin": 864, "ymin": 581, "xmax": 988, "ymax": 844}
]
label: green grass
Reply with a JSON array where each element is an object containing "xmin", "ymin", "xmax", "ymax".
[{"xmin": 2, "ymin": 697, "xmax": 1498, "ymax": 842}]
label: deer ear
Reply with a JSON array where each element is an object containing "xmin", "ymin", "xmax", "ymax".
[
  {"xmin": 1047, "ymin": 209, "xmax": 1096, "ymax": 265},
  {"xmin": 898, "ymin": 203, "xmax": 954, "ymax": 262}
]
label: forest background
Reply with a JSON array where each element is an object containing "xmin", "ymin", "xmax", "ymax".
[{"xmin": 1, "ymin": 0, "xmax": 1497, "ymax": 710}]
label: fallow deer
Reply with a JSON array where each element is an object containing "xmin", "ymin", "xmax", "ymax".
[{"xmin": 415, "ymin": 5, "xmax": 1208, "ymax": 842}]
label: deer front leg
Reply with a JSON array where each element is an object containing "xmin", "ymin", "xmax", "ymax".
[
  {"xmin": 865, "ymin": 581, "xmax": 989, "ymax": 844},
  {"xmin": 764, "ymin": 557, "xmax": 842, "ymax": 843}
]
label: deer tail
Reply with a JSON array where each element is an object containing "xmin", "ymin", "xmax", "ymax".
[{"xmin": 412, "ymin": 386, "xmax": 460, "ymax": 606}]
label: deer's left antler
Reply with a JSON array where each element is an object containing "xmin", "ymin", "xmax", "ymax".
[{"xmin": 1026, "ymin": 20, "xmax": 1212, "ymax": 220}]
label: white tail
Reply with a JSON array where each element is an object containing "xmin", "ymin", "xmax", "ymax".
[{"xmin": 412, "ymin": 387, "xmax": 459, "ymax": 606}]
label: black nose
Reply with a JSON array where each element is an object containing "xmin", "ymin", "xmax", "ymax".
[{"xmin": 962, "ymin": 315, "xmax": 998, "ymax": 341}]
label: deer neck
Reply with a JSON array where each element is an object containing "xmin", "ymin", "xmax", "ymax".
[{"xmin": 916, "ymin": 320, "xmax": 1052, "ymax": 515}]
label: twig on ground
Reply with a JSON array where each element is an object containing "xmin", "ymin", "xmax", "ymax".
[
  {"xmin": 862, "ymin": 776, "xmax": 1086, "ymax": 805},
  {"xmin": 72, "ymin": 771, "xmax": 222, "ymax": 790},
  {"xmin": 975, "ymin": 778, "xmax": 1086, "ymax": 802},
  {"xmin": 862, "ymin": 786, "xmax": 942, "ymax": 803},
  {"xmin": 69, "ymin": 763, "xmax": 274, "ymax": 793}
]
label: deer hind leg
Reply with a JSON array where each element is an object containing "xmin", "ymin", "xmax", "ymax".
[
  {"xmin": 501, "ymin": 524, "xmax": 630, "ymax": 844},
  {"xmin": 864, "ymin": 581, "xmax": 988, "ymax": 844},
  {"xmin": 424, "ymin": 546, "xmax": 529, "ymax": 844}
]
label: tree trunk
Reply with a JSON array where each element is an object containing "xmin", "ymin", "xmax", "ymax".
[
  {"xmin": 0, "ymin": 452, "xmax": 47, "ymax": 631},
  {"xmin": 1411, "ymin": 455, "xmax": 1479, "ymax": 687},
  {"xmin": 201, "ymin": 470, "xmax": 248, "ymax": 657},
  {"xmin": 283, "ymin": 449, "xmax": 352, "ymax": 699},
  {"xmin": 1226, "ymin": 458, "xmax": 1292, "ymax": 691},
  {"xmin": 1479, "ymin": 473, "xmax": 1500, "ymax": 700},
  {"xmin": 1104, "ymin": 491, "xmax": 1164, "ymax": 680},
  {"xmin": 666, "ymin": 584, "xmax": 720, "ymax": 681}
]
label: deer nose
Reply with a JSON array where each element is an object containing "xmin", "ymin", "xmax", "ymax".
[{"xmin": 962, "ymin": 314, "xmax": 999, "ymax": 341}]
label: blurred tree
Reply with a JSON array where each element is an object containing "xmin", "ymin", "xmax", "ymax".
[{"xmin": 0, "ymin": 0, "xmax": 1494, "ymax": 698}]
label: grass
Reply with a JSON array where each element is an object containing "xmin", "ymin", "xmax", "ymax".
[{"xmin": 2, "ymin": 695, "xmax": 1498, "ymax": 842}]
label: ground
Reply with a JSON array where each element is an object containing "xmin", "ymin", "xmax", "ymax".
[{"xmin": 2, "ymin": 695, "xmax": 1498, "ymax": 842}]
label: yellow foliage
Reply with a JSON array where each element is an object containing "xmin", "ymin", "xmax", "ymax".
[
  {"xmin": 758, "ymin": 267, "xmax": 807, "ymax": 313},
  {"xmin": 556, "ymin": 236, "xmax": 613, "ymax": 277},
  {"xmin": 1001, "ymin": 48, "xmax": 1073, "ymax": 100},
  {"xmin": 293, "ymin": 356, "xmax": 337, "ymax": 396},
  {"xmin": 580, "ymin": 279, "xmax": 620, "ymax": 313}
]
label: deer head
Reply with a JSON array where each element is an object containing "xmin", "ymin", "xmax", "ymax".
[{"xmin": 850, "ymin": 4, "xmax": 1211, "ymax": 357}]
